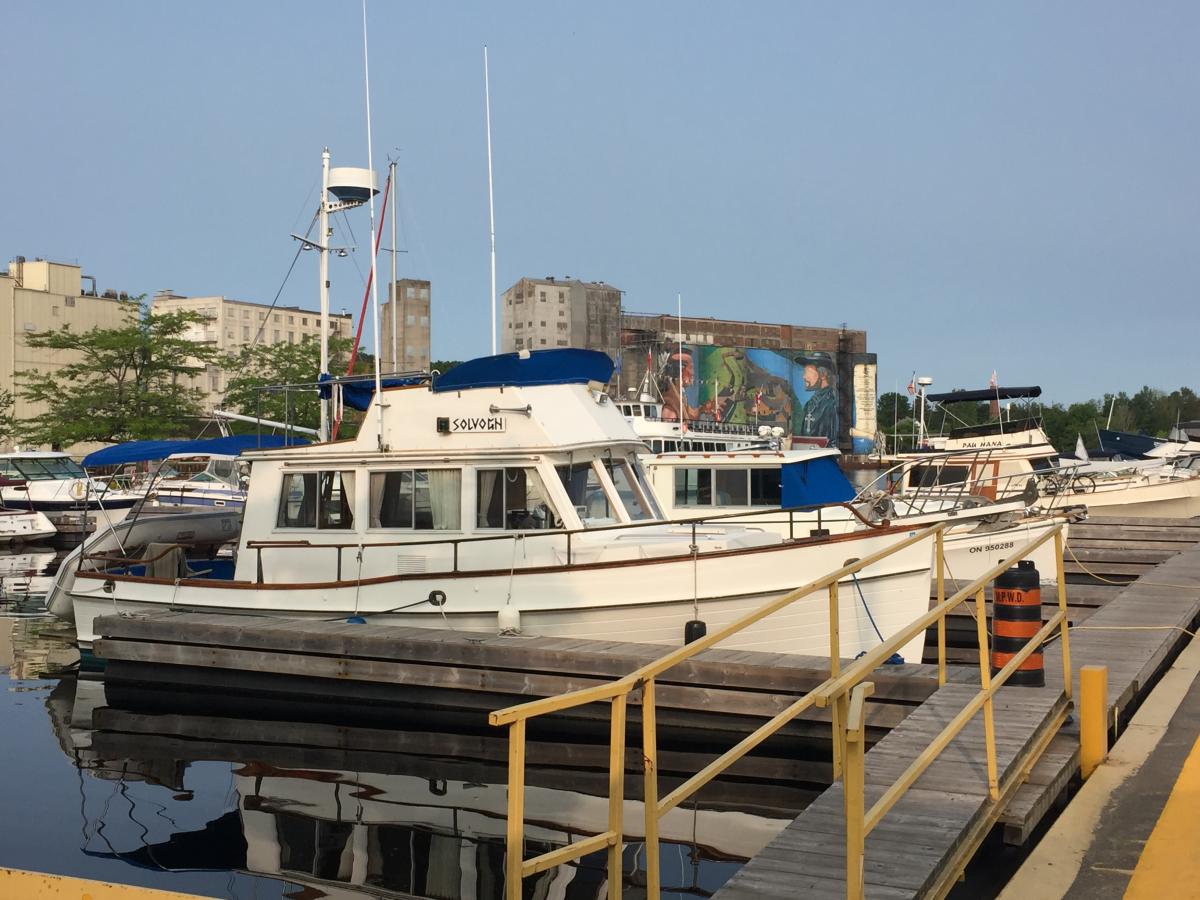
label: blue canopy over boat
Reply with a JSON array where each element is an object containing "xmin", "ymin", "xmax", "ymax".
[
  {"xmin": 318, "ymin": 374, "xmax": 426, "ymax": 411},
  {"xmin": 780, "ymin": 456, "xmax": 856, "ymax": 507},
  {"xmin": 433, "ymin": 349, "xmax": 614, "ymax": 394},
  {"xmin": 82, "ymin": 434, "xmax": 307, "ymax": 468}
]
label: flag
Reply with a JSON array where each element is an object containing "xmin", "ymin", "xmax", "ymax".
[
  {"xmin": 906, "ymin": 375, "xmax": 916, "ymax": 397},
  {"xmin": 989, "ymin": 370, "xmax": 998, "ymax": 389}
]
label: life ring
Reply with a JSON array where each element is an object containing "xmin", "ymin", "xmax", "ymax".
[{"xmin": 70, "ymin": 480, "xmax": 88, "ymax": 500}]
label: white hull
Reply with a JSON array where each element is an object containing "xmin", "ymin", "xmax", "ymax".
[
  {"xmin": 1046, "ymin": 475, "xmax": 1200, "ymax": 519},
  {"xmin": 0, "ymin": 509, "xmax": 57, "ymax": 544},
  {"xmin": 73, "ymin": 526, "xmax": 935, "ymax": 663}
]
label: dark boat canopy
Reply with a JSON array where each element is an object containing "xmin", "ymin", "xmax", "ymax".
[
  {"xmin": 433, "ymin": 348, "xmax": 615, "ymax": 394},
  {"xmin": 82, "ymin": 434, "xmax": 306, "ymax": 468},
  {"xmin": 925, "ymin": 386, "xmax": 1042, "ymax": 404}
]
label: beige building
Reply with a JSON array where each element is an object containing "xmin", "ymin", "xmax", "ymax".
[
  {"xmin": 500, "ymin": 276, "xmax": 621, "ymax": 360},
  {"xmin": 0, "ymin": 257, "xmax": 132, "ymax": 445},
  {"xmin": 149, "ymin": 292, "xmax": 353, "ymax": 411},
  {"xmin": 379, "ymin": 278, "xmax": 431, "ymax": 372}
]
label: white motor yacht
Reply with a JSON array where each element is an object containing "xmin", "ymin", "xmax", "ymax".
[
  {"xmin": 55, "ymin": 350, "xmax": 937, "ymax": 662},
  {"xmin": 0, "ymin": 452, "xmax": 142, "ymax": 539}
]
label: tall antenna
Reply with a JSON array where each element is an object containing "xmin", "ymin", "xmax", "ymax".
[
  {"xmin": 484, "ymin": 46, "xmax": 497, "ymax": 355},
  {"xmin": 362, "ymin": 0, "xmax": 384, "ymax": 448}
]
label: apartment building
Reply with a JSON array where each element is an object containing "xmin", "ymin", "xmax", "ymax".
[
  {"xmin": 0, "ymin": 257, "xmax": 132, "ymax": 444},
  {"xmin": 499, "ymin": 276, "xmax": 622, "ymax": 361},
  {"xmin": 149, "ymin": 292, "xmax": 353, "ymax": 411},
  {"xmin": 379, "ymin": 278, "xmax": 431, "ymax": 372}
]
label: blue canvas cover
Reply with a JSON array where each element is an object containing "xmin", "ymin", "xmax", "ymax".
[
  {"xmin": 318, "ymin": 374, "xmax": 427, "ymax": 411},
  {"xmin": 780, "ymin": 456, "xmax": 856, "ymax": 507},
  {"xmin": 432, "ymin": 349, "xmax": 614, "ymax": 394},
  {"xmin": 82, "ymin": 434, "xmax": 305, "ymax": 468}
]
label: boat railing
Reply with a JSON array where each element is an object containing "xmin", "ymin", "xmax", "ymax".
[
  {"xmin": 487, "ymin": 520, "xmax": 1073, "ymax": 900},
  {"xmin": 80, "ymin": 501, "xmax": 886, "ymax": 582}
]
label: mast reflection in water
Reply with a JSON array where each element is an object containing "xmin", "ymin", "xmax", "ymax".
[{"xmin": 3, "ymin": 592, "xmax": 816, "ymax": 900}]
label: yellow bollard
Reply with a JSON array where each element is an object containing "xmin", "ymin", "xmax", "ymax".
[{"xmin": 1080, "ymin": 665, "xmax": 1109, "ymax": 779}]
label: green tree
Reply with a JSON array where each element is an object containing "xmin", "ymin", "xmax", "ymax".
[
  {"xmin": 430, "ymin": 359, "xmax": 462, "ymax": 375},
  {"xmin": 222, "ymin": 335, "xmax": 373, "ymax": 434},
  {"xmin": 0, "ymin": 389, "xmax": 15, "ymax": 446},
  {"xmin": 876, "ymin": 392, "xmax": 912, "ymax": 428},
  {"xmin": 17, "ymin": 300, "xmax": 218, "ymax": 446}
]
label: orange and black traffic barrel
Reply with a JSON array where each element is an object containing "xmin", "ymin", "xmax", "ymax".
[{"xmin": 991, "ymin": 560, "xmax": 1045, "ymax": 687}]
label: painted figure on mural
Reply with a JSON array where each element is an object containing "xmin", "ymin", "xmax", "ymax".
[
  {"xmin": 659, "ymin": 348, "xmax": 698, "ymax": 422},
  {"xmin": 796, "ymin": 353, "xmax": 838, "ymax": 444}
]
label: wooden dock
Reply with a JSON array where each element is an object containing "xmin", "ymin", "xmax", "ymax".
[
  {"xmin": 715, "ymin": 519, "xmax": 1200, "ymax": 899},
  {"xmin": 94, "ymin": 613, "xmax": 949, "ymax": 751}
]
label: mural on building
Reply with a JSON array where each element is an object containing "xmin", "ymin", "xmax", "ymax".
[{"xmin": 651, "ymin": 344, "xmax": 843, "ymax": 445}]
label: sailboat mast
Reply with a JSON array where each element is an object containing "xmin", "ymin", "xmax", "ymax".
[
  {"xmin": 485, "ymin": 46, "xmax": 497, "ymax": 355},
  {"xmin": 362, "ymin": 0, "xmax": 384, "ymax": 449},
  {"xmin": 677, "ymin": 292, "xmax": 685, "ymax": 433},
  {"xmin": 389, "ymin": 158, "xmax": 398, "ymax": 372},
  {"xmin": 318, "ymin": 147, "xmax": 331, "ymax": 443}
]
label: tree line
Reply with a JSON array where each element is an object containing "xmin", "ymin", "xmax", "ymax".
[{"xmin": 878, "ymin": 386, "xmax": 1200, "ymax": 455}]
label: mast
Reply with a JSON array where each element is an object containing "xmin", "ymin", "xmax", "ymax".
[
  {"xmin": 318, "ymin": 147, "xmax": 331, "ymax": 442},
  {"xmin": 389, "ymin": 157, "xmax": 398, "ymax": 371},
  {"xmin": 485, "ymin": 46, "xmax": 497, "ymax": 355},
  {"xmin": 362, "ymin": 0, "xmax": 384, "ymax": 448},
  {"xmin": 677, "ymin": 292, "xmax": 685, "ymax": 433}
]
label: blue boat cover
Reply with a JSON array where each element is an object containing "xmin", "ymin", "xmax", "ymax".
[
  {"xmin": 318, "ymin": 373, "xmax": 427, "ymax": 411},
  {"xmin": 82, "ymin": 434, "xmax": 307, "ymax": 468},
  {"xmin": 432, "ymin": 349, "xmax": 615, "ymax": 394},
  {"xmin": 780, "ymin": 456, "xmax": 856, "ymax": 507}
]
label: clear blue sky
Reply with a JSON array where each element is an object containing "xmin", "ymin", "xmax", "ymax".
[{"xmin": 4, "ymin": 2, "xmax": 1197, "ymax": 403}]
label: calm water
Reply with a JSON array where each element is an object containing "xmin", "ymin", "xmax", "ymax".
[{"xmin": 0, "ymin": 549, "xmax": 816, "ymax": 899}]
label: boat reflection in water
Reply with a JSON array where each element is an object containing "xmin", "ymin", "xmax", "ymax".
[{"xmin": 44, "ymin": 673, "xmax": 816, "ymax": 899}]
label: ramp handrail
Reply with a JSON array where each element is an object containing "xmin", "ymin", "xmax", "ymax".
[{"xmin": 489, "ymin": 519, "xmax": 1072, "ymax": 899}]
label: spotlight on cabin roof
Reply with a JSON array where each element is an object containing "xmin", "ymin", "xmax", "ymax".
[{"xmin": 327, "ymin": 167, "xmax": 379, "ymax": 204}]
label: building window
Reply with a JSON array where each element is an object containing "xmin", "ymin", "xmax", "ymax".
[
  {"xmin": 540, "ymin": 338, "xmax": 547, "ymax": 345},
  {"xmin": 559, "ymin": 309, "xmax": 566, "ymax": 316},
  {"xmin": 273, "ymin": 330, "xmax": 280, "ymax": 342},
  {"xmin": 419, "ymin": 315, "xmax": 428, "ymax": 326},
  {"xmin": 405, "ymin": 315, "xmax": 415, "ymax": 326},
  {"xmin": 273, "ymin": 313, "xmax": 280, "ymax": 323},
  {"xmin": 52, "ymin": 306, "xmax": 59, "ymax": 317},
  {"xmin": 419, "ymin": 287, "xmax": 429, "ymax": 300},
  {"xmin": 65, "ymin": 296, "xmax": 76, "ymax": 308},
  {"xmin": 515, "ymin": 338, "xmax": 523, "ymax": 348},
  {"xmin": 556, "ymin": 339, "xmax": 568, "ymax": 346},
  {"xmin": 242, "ymin": 326, "xmax": 250, "ymax": 340},
  {"xmin": 288, "ymin": 332, "xmax": 295, "ymax": 343},
  {"xmin": 301, "ymin": 317, "xmax": 308, "ymax": 326},
  {"xmin": 540, "ymin": 321, "xmax": 546, "ymax": 327},
  {"xmin": 369, "ymin": 470, "xmax": 461, "ymax": 530}
]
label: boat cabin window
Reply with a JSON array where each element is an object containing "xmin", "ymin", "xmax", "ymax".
[
  {"xmin": 602, "ymin": 458, "xmax": 655, "ymax": 520},
  {"xmin": 476, "ymin": 467, "xmax": 560, "ymax": 530},
  {"xmin": 556, "ymin": 462, "xmax": 616, "ymax": 526},
  {"xmin": 908, "ymin": 464, "xmax": 970, "ymax": 488},
  {"xmin": 278, "ymin": 471, "xmax": 355, "ymax": 529},
  {"xmin": 674, "ymin": 466, "xmax": 781, "ymax": 507},
  {"xmin": 650, "ymin": 440, "xmax": 663, "ymax": 453},
  {"xmin": 1029, "ymin": 456, "xmax": 1057, "ymax": 472},
  {"xmin": 675, "ymin": 467, "xmax": 712, "ymax": 506},
  {"xmin": 369, "ymin": 470, "xmax": 462, "ymax": 530}
]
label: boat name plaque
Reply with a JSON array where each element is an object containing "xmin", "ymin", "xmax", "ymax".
[{"xmin": 437, "ymin": 416, "xmax": 507, "ymax": 434}]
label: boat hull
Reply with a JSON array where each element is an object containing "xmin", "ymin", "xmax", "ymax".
[
  {"xmin": 71, "ymin": 526, "xmax": 935, "ymax": 663},
  {"xmin": 1047, "ymin": 476, "xmax": 1200, "ymax": 519}
]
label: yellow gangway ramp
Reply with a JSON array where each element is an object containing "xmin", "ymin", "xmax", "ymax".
[{"xmin": 0, "ymin": 867, "xmax": 212, "ymax": 899}]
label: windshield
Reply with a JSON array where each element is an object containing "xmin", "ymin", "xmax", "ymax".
[
  {"xmin": 12, "ymin": 457, "xmax": 86, "ymax": 480},
  {"xmin": 603, "ymin": 457, "xmax": 658, "ymax": 520},
  {"xmin": 556, "ymin": 462, "xmax": 616, "ymax": 527}
]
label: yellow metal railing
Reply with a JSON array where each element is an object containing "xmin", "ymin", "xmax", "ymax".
[{"xmin": 489, "ymin": 520, "xmax": 1072, "ymax": 900}]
